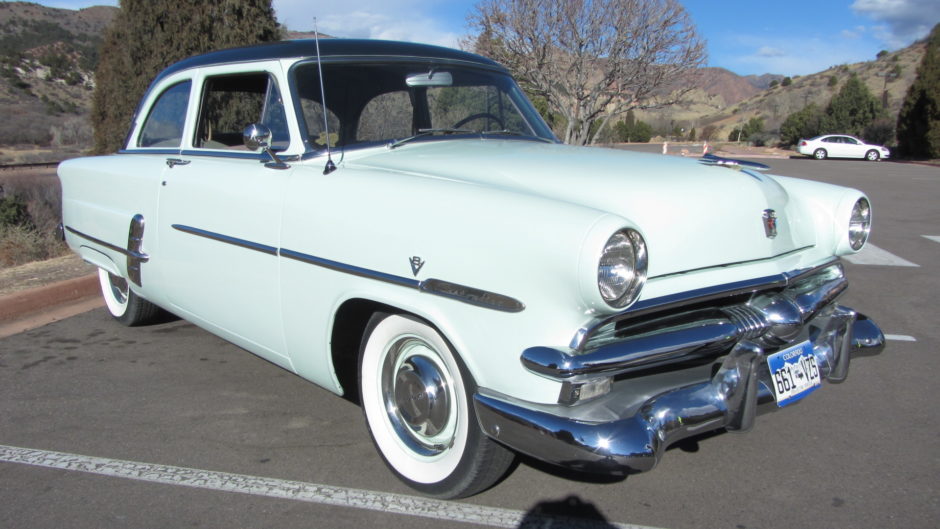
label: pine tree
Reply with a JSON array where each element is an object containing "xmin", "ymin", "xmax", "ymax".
[
  {"xmin": 821, "ymin": 74, "xmax": 883, "ymax": 136},
  {"xmin": 780, "ymin": 103, "xmax": 823, "ymax": 146},
  {"xmin": 896, "ymin": 23, "xmax": 940, "ymax": 158},
  {"xmin": 92, "ymin": 0, "xmax": 280, "ymax": 154}
]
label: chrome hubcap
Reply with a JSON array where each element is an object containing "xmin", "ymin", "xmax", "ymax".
[
  {"xmin": 108, "ymin": 273, "xmax": 129, "ymax": 305},
  {"xmin": 382, "ymin": 337, "xmax": 457, "ymax": 457}
]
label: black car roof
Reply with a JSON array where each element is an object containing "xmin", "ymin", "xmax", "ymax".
[{"xmin": 152, "ymin": 38, "xmax": 504, "ymax": 85}]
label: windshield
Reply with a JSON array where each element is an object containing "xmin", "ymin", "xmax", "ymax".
[{"xmin": 291, "ymin": 61, "xmax": 557, "ymax": 151}]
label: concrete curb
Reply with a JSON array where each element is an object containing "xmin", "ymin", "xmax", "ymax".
[{"xmin": 0, "ymin": 273, "xmax": 99, "ymax": 322}]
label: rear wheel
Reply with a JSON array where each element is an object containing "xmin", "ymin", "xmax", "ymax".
[
  {"xmin": 358, "ymin": 313, "xmax": 514, "ymax": 498},
  {"xmin": 813, "ymin": 148, "xmax": 827, "ymax": 160},
  {"xmin": 865, "ymin": 149, "xmax": 879, "ymax": 161},
  {"xmin": 98, "ymin": 269, "xmax": 164, "ymax": 326}
]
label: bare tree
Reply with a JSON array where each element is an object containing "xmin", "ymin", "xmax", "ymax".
[{"xmin": 468, "ymin": 0, "xmax": 706, "ymax": 145}]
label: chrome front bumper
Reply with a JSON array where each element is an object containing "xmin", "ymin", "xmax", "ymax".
[{"xmin": 474, "ymin": 263, "xmax": 884, "ymax": 474}]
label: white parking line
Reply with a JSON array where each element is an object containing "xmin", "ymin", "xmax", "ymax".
[
  {"xmin": 0, "ymin": 444, "xmax": 662, "ymax": 529},
  {"xmin": 885, "ymin": 334, "xmax": 917, "ymax": 342},
  {"xmin": 843, "ymin": 244, "xmax": 918, "ymax": 267},
  {"xmin": 923, "ymin": 235, "xmax": 940, "ymax": 244}
]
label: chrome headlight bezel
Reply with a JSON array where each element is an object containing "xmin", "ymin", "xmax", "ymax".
[
  {"xmin": 597, "ymin": 228, "xmax": 647, "ymax": 309},
  {"xmin": 848, "ymin": 197, "xmax": 871, "ymax": 251}
]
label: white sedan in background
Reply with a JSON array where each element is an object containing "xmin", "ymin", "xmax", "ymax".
[{"xmin": 797, "ymin": 134, "xmax": 890, "ymax": 161}]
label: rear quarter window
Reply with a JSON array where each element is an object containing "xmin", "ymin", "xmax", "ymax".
[{"xmin": 138, "ymin": 80, "xmax": 192, "ymax": 148}]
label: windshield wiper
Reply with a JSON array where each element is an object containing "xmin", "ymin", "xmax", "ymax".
[
  {"xmin": 388, "ymin": 128, "xmax": 474, "ymax": 149},
  {"xmin": 480, "ymin": 130, "xmax": 556, "ymax": 143}
]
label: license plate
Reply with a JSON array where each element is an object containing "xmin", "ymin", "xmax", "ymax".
[{"xmin": 767, "ymin": 341, "xmax": 821, "ymax": 407}]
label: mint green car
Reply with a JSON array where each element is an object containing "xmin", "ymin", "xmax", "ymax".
[{"xmin": 59, "ymin": 39, "xmax": 884, "ymax": 498}]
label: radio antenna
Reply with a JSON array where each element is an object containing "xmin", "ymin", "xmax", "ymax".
[{"xmin": 314, "ymin": 19, "xmax": 337, "ymax": 175}]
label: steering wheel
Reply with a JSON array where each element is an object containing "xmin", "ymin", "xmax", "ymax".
[{"xmin": 452, "ymin": 112, "xmax": 505, "ymax": 130}]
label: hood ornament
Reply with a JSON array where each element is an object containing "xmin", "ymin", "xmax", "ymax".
[
  {"xmin": 698, "ymin": 153, "xmax": 771, "ymax": 171},
  {"xmin": 763, "ymin": 209, "xmax": 778, "ymax": 239}
]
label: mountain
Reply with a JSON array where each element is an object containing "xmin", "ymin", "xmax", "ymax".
[
  {"xmin": 0, "ymin": 1, "xmax": 928, "ymax": 157},
  {"xmin": 0, "ymin": 2, "xmax": 116, "ymax": 158},
  {"xmin": 695, "ymin": 67, "xmax": 783, "ymax": 107},
  {"xmin": 634, "ymin": 41, "xmax": 926, "ymax": 144}
]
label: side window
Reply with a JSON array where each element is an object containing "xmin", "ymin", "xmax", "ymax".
[
  {"xmin": 138, "ymin": 81, "xmax": 191, "ymax": 148},
  {"xmin": 195, "ymin": 73, "xmax": 289, "ymax": 150},
  {"xmin": 358, "ymin": 91, "xmax": 413, "ymax": 142}
]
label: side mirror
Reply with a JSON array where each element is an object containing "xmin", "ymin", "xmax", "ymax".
[
  {"xmin": 243, "ymin": 123, "xmax": 273, "ymax": 151},
  {"xmin": 243, "ymin": 123, "xmax": 288, "ymax": 170}
]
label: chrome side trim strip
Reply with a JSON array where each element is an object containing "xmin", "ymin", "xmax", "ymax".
[
  {"xmin": 66, "ymin": 226, "xmax": 150, "ymax": 263},
  {"xmin": 281, "ymin": 249, "xmax": 526, "ymax": 313},
  {"xmin": 168, "ymin": 226, "xmax": 524, "ymax": 313},
  {"xmin": 171, "ymin": 224, "xmax": 278, "ymax": 255},
  {"xmin": 420, "ymin": 278, "xmax": 525, "ymax": 313},
  {"xmin": 279, "ymin": 248, "xmax": 420, "ymax": 289}
]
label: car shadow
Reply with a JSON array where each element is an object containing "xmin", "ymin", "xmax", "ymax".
[{"xmin": 516, "ymin": 494, "xmax": 620, "ymax": 529}]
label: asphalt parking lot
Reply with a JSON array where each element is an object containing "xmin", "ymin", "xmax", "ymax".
[{"xmin": 1, "ymin": 152, "xmax": 938, "ymax": 529}]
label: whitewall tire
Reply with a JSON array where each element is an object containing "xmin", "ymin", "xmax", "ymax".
[
  {"xmin": 358, "ymin": 313, "xmax": 513, "ymax": 498},
  {"xmin": 97, "ymin": 268, "xmax": 164, "ymax": 326}
]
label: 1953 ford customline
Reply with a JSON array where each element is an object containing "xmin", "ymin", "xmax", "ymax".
[{"xmin": 59, "ymin": 39, "xmax": 884, "ymax": 498}]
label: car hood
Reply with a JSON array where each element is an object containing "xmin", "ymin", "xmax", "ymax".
[{"xmin": 348, "ymin": 140, "xmax": 816, "ymax": 278}]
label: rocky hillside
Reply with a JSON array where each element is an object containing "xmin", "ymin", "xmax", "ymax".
[
  {"xmin": 0, "ymin": 2, "xmax": 116, "ymax": 159},
  {"xmin": 637, "ymin": 40, "xmax": 926, "ymax": 144},
  {"xmin": 0, "ymin": 1, "xmax": 928, "ymax": 156}
]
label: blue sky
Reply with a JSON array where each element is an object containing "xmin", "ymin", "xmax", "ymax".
[{"xmin": 23, "ymin": 0, "xmax": 940, "ymax": 76}]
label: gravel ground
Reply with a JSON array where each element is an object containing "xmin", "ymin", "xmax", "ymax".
[{"xmin": 0, "ymin": 253, "xmax": 96, "ymax": 297}]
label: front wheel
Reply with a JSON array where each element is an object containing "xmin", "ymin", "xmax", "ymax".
[
  {"xmin": 813, "ymin": 148, "xmax": 827, "ymax": 160},
  {"xmin": 865, "ymin": 149, "xmax": 879, "ymax": 161},
  {"xmin": 98, "ymin": 269, "xmax": 164, "ymax": 326},
  {"xmin": 358, "ymin": 313, "xmax": 514, "ymax": 498}
]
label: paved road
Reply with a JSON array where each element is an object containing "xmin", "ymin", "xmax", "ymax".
[{"xmin": 1, "ymin": 155, "xmax": 937, "ymax": 529}]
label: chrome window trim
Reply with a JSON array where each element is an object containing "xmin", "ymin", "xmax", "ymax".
[
  {"xmin": 180, "ymin": 150, "xmax": 266, "ymax": 161},
  {"xmin": 569, "ymin": 258, "xmax": 840, "ymax": 351},
  {"xmin": 119, "ymin": 148, "xmax": 182, "ymax": 156}
]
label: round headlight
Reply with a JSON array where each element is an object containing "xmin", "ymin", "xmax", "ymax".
[
  {"xmin": 848, "ymin": 197, "xmax": 871, "ymax": 251},
  {"xmin": 597, "ymin": 229, "xmax": 647, "ymax": 308}
]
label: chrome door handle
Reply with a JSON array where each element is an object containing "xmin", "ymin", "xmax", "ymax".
[{"xmin": 166, "ymin": 158, "xmax": 191, "ymax": 168}]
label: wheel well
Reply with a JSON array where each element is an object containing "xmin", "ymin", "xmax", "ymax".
[{"xmin": 330, "ymin": 298, "xmax": 400, "ymax": 404}]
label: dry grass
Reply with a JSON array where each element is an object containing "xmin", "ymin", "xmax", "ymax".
[
  {"xmin": 0, "ymin": 167, "xmax": 66, "ymax": 268},
  {"xmin": 0, "ymin": 224, "xmax": 67, "ymax": 267}
]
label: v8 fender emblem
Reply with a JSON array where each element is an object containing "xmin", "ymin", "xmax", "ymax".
[{"xmin": 409, "ymin": 256, "xmax": 425, "ymax": 277}]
